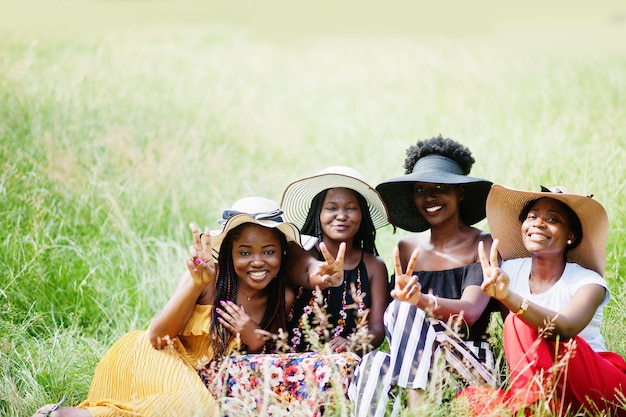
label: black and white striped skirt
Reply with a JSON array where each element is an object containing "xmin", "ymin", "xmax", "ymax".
[{"xmin": 348, "ymin": 300, "xmax": 497, "ymax": 417}]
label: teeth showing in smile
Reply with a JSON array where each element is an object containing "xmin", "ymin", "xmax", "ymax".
[
  {"xmin": 426, "ymin": 206, "xmax": 442, "ymax": 213},
  {"xmin": 529, "ymin": 233, "xmax": 548, "ymax": 240},
  {"xmin": 250, "ymin": 271, "xmax": 267, "ymax": 278}
]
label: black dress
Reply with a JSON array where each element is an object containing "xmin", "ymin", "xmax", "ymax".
[{"xmin": 287, "ymin": 250, "xmax": 371, "ymax": 352}]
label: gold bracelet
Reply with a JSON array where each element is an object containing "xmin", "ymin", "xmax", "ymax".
[{"xmin": 515, "ymin": 297, "xmax": 529, "ymax": 316}]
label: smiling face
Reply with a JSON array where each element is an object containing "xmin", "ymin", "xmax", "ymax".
[
  {"xmin": 521, "ymin": 198, "xmax": 575, "ymax": 257},
  {"xmin": 412, "ymin": 182, "xmax": 464, "ymax": 227},
  {"xmin": 319, "ymin": 188, "xmax": 363, "ymax": 243},
  {"xmin": 231, "ymin": 224, "xmax": 283, "ymax": 292}
]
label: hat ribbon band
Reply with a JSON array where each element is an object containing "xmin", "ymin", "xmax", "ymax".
[
  {"xmin": 411, "ymin": 155, "xmax": 464, "ymax": 175},
  {"xmin": 219, "ymin": 209, "xmax": 284, "ymax": 224}
]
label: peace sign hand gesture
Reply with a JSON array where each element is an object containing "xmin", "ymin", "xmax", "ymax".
[
  {"xmin": 478, "ymin": 239, "xmax": 509, "ymax": 300},
  {"xmin": 390, "ymin": 246, "xmax": 422, "ymax": 305},
  {"xmin": 187, "ymin": 222, "xmax": 216, "ymax": 287},
  {"xmin": 316, "ymin": 241, "xmax": 346, "ymax": 288}
]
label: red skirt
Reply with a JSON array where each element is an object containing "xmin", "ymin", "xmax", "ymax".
[{"xmin": 459, "ymin": 314, "xmax": 626, "ymax": 416}]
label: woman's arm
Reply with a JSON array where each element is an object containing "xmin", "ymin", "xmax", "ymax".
[
  {"xmin": 149, "ymin": 270, "xmax": 209, "ymax": 349},
  {"xmin": 499, "ymin": 284, "xmax": 605, "ymax": 340},
  {"xmin": 479, "ymin": 239, "xmax": 604, "ymax": 340},
  {"xmin": 427, "ymin": 285, "xmax": 491, "ymax": 326},
  {"xmin": 149, "ymin": 223, "xmax": 216, "ymax": 349},
  {"xmin": 363, "ymin": 255, "xmax": 389, "ymax": 350}
]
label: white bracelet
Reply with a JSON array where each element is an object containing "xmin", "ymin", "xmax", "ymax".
[{"xmin": 425, "ymin": 293, "xmax": 438, "ymax": 311}]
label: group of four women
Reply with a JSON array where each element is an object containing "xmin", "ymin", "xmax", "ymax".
[{"xmin": 34, "ymin": 136, "xmax": 626, "ymax": 417}]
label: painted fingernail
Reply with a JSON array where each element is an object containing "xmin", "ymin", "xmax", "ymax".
[
  {"xmin": 216, "ymin": 307, "xmax": 221, "ymax": 313},
  {"xmin": 193, "ymin": 268, "xmax": 198, "ymax": 274},
  {"xmin": 195, "ymin": 258, "xmax": 202, "ymax": 265}
]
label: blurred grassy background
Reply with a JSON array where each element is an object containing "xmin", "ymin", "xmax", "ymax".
[{"xmin": 1, "ymin": 1, "xmax": 625, "ymax": 415}]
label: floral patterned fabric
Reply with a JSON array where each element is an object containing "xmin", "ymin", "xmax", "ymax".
[{"xmin": 199, "ymin": 351, "xmax": 360, "ymax": 416}]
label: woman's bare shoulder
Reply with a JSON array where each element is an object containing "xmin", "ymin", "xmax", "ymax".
[
  {"xmin": 470, "ymin": 229, "xmax": 493, "ymax": 259},
  {"xmin": 398, "ymin": 233, "xmax": 427, "ymax": 251}
]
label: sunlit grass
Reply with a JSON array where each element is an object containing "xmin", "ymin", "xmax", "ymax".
[{"xmin": 1, "ymin": 3, "xmax": 625, "ymax": 415}]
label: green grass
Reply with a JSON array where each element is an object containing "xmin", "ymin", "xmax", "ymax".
[{"xmin": 1, "ymin": 1, "xmax": 626, "ymax": 416}]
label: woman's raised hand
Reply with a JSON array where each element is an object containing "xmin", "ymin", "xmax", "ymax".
[
  {"xmin": 478, "ymin": 239, "xmax": 509, "ymax": 300},
  {"xmin": 317, "ymin": 241, "xmax": 346, "ymax": 287},
  {"xmin": 391, "ymin": 246, "xmax": 422, "ymax": 305},
  {"xmin": 187, "ymin": 222, "xmax": 216, "ymax": 287}
]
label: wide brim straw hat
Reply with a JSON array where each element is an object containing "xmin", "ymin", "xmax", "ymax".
[
  {"xmin": 375, "ymin": 155, "xmax": 493, "ymax": 232},
  {"xmin": 210, "ymin": 197, "xmax": 316, "ymax": 257},
  {"xmin": 486, "ymin": 184, "xmax": 608, "ymax": 275},
  {"xmin": 280, "ymin": 166, "xmax": 390, "ymax": 230}
]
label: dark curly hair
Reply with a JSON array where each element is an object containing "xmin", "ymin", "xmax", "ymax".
[
  {"xmin": 403, "ymin": 135, "xmax": 475, "ymax": 175},
  {"xmin": 210, "ymin": 223, "xmax": 288, "ymax": 356},
  {"xmin": 301, "ymin": 190, "xmax": 379, "ymax": 256}
]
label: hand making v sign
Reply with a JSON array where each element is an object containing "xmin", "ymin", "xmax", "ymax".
[
  {"xmin": 315, "ymin": 241, "xmax": 346, "ymax": 287},
  {"xmin": 187, "ymin": 222, "xmax": 216, "ymax": 287},
  {"xmin": 390, "ymin": 246, "xmax": 421, "ymax": 305},
  {"xmin": 478, "ymin": 239, "xmax": 509, "ymax": 300}
]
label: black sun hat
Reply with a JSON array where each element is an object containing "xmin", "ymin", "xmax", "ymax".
[{"xmin": 375, "ymin": 155, "xmax": 492, "ymax": 232}]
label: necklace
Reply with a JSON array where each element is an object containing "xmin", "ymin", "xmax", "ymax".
[{"xmin": 239, "ymin": 291, "xmax": 254, "ymax": 302}]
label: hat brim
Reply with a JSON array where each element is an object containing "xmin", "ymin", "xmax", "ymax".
[
  {"xmin": 486, "ymin": 184, "xmax": 608, "ymax": 275},
  {"xmin": 210, "ymin": 213, "xmax": 315, "ymax": 257},
  {"xmin": 281, "ymin": 173, "xmax": 390, "ymax": 229},
  {"xmin": 375, "ymin": 171, "xmax": 492, "ymax": 232}
]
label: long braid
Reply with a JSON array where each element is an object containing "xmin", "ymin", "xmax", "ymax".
[
  {"xmin": 301, "ymin": 191, "xmax": 326, "ymax": 241},
  {"xmin": 353, "ymin": 192, "xmax": 379, "ymax": 256},
  {"xmin": 211, "ymin": 228, "xmax": 240, "ymax": 356}
]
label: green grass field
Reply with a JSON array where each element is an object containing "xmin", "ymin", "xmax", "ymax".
[{"xmin": 1, "ymin": 1, "xmax": 626, "ymax": 416}]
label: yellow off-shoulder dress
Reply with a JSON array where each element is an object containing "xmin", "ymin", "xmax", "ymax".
[{"xmin": 77, "ymin": 304, "xmax": 222, "ymax": 417}]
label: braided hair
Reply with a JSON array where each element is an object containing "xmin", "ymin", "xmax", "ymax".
[
  {"xmin": 210, "ymin": 223, "xmax": 288, "ymax": 356},
  {"xmin": 404, "ymin": 134, "xmax": 475, "ymax": 175},
  {"xmin": 300, "ymin": 189, "xmax": 379, "ymax": 256}
]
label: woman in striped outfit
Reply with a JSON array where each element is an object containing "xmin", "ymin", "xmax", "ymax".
[{"xmin": 349, "ymin": 136, "xmax": 500, "ymax": 416}]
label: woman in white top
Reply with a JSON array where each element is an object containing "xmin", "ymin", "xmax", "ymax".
[{"xmin": 461, "ymin": 185, "xmax": 626, "ymax": 416}]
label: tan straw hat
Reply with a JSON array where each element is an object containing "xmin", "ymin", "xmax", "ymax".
[
  {"xmin": 280, "ymin": 166, "xmax": 390, "ymax": 230},
  {"xmin": 210, "ymin": 197, "xmax": 316, "ymax": 256},
  {"xmin": 486, "ymin": 184, "xmax": 608, "ymax": 275}
]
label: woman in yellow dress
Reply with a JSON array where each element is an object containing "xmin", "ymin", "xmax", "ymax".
[{"xmin": 32, "ymin": 197, "xmax": 329, "ymax": 417}]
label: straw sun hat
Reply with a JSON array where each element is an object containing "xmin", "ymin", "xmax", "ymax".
[
  {"xmin": 209, "ymin": 197, "xmax": 316, "ymax": 256},
  {"xmin": 486, "ymin": 184, "xmax": 608, "ymax": 275},
  {"xmin": 375, "ymin": 155, "xmax": 493, "ymax": 232},
  {"xmin": 280, "ymin": 166, "xmax": 390, "ymax": 230}
]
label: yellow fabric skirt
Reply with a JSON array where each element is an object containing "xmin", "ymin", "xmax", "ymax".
[{"xmin": 78, "ymin": 330, "xmax": 219, "ymax": 417}]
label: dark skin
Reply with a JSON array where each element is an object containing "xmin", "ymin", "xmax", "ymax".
[
  {"xmin": 479, "ymin": 198, "xmax": 605, "ymax": 340},
  {"xmin": 390, "ymin": 181, "xmax": 497, "ymax": 406},
  {"xmin": 395, "ymin": 183, "xmax": 494, "ymax": 326},
  {"xmin": 150, "ymin": 223, "xmax": 275, "ymax": 351},
  {"xmin": 317, "ymin": 188, "xmax": 388, "ymax": 352},
  {"xmin": 150, "ymin": 223, "xmax": 345, "ymax": 351},
  {"xmin": 287, "ymin": 188, "xmax": 387, "ymax": 353}
]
